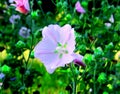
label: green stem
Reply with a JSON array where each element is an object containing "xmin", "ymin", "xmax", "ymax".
[
  {"xmin": 70, "ymin": 63, "xmax": 77, "ymax": 94},
  {"xmin": 73, "ymin": 79, "xmax": 76, "ymax": 94},
  {"xmin": 93, "ymin": 63, "xmax": 97, "ymax": 94},
  {"xmin": 93, "ymin": 0, "xmax": 95, "ymax": 8},
  {"xmin": 25, "ymin": 0, "xmax": 34, "ymax": 69},
  {"xmin": 20, "ymin": 0, "xmax": 34, "ymax": 91},
  {"xmin": 51, "ymin": 0, "xmax": 56, "ymax": 6},
  {"xmin": 36, "ymin": 0, "xmax": 47, "ymax": 20}
]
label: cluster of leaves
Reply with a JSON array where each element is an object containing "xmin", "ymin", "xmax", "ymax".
[{"xmin": 0, "ymin": 0, "xmax": 120, "ymax": 94}]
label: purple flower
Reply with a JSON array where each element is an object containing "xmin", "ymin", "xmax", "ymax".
[
  {"xmin": 34, "ymin": 24, "xmax": 85, "ymax": 73},
  {"xmin": 75, "ymin": 1, "xmax": 85, "ymax": 13},
  {"xmin": 19, "ymin": 27, "xmax": 30, "ymax": 38},
  {"xmin": 0, "ymin": 73, "xmax": 5, "ymax": 79},
  {"xmin": 72, "ymin": 53, "xmax": 86, "ymax": 67},
  {"xmin": 9, "ymin": 14, "xmax": 20, "ymax": 24}
]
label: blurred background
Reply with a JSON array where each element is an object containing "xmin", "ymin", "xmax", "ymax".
[{"xmin": 0, "ymin": 0, "xmax": 120, "ymax": 94}]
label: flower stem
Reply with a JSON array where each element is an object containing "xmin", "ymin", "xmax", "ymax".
[
  {"xmin": 25, "ymin": 0, "xmax": 34, "ymax": 69},
  {"xmin": 20, "ymin": 0, "xmax": 34, "ymax": 92},
  {"xmin": 73, "ymin": 79, "xmax": 76, "ymax": 94},
  {"xmin": 93, "ymin": 63, "xmax": 97, "ymax": 94},
  {"xmin": 70, "ymin": 63, "xmax": 77, "ymax": 94}
]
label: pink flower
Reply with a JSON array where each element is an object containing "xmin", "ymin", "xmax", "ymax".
[
  {"xmin": 34, "ymin": 24, "xmax": 85, "ymax": 73},
  {"xmin": 12, "ymin": 0, "xmax": 30, "ymax": 14},
  {"xmin": 75, "ymin": 1, "xmax": 85, "ymax": 13}
]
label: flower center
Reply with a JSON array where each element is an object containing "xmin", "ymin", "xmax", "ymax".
[{"xmin": 54, "ymin": 43, "xmax": 68, "ymax": 58}]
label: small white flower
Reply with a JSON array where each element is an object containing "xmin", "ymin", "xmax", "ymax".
[
  {"xmin": 109, "ymin": 15, "xmax": 114, "ymax": 23},
  {"xmin": 105, "ymin": 14, "xmax": 114, "ymax": 28},
  {"xmin": 89, "ymin": 88, "xmax": 92, "ymax": 92},
  {"xmin": 105, "ymin": 23, "xmax": 112, "ymax": 28}
]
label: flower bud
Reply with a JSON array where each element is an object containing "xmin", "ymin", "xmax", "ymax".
[
  {"xmin": 31, "ymin": 10, "xmax": 39, "ymax": 19},
  {"xmin": 83, "ymin": 54, "xmax": 93, "ymax": 64},
  {"xmin": 103, "ymin": 91, "xmax": 109, "ymax": 94},
  {"xmin": 38, "ymin": 0, "xmax": 42, "ymax": 5},
  {"xmin": 1, "ymin": 65, "xmax": 11, "ymax": 73},
  {"xmin": 105, "ymin": 42, "xmax": 113, "ymax": 50},
  {"xmin": 94, "ymin": 47, "xmax": 104, "ymax": 57},
  {"xmin": 15, "ymin": 40, "xmax": 26, "ymax": 49},
  {"xmin": 64, "ymin": 14, "xmax": 72, "ymax": 21},
  {"xmin": 97, "ymin": 72, "xmax": 107, "ymax": 84},
  {"xmin": 30, "ymin": 51, "xmax": 34, "ymax": 58},
  {"xmin": 81, "ymin": 1, "xmax": 88, "ymax": 8}
]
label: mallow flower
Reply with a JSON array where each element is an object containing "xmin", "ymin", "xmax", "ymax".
[
  {"xmin": 12, "ymin": 0, "xmax": 30, "ymax": 14},
  {"xmin": 75, "ymin": 1, "xmax": 85, "ymax": 13},
  {"xmin": 34, "ymin": 24, "xmax": 85, "ymax": 73}
]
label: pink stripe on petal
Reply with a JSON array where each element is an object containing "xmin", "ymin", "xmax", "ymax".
[
  {"xmin": 42, "ymin": 25, "xmax": 60, "ymax": 44},
  {"xmin": 60, "ymin": 24, "xmax": 72, "ymax": 44},
  {"xmin": 36, "ymin": 51, "xmax": 54, "ymax": 54}
]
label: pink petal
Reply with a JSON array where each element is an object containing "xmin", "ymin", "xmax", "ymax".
[
  {"xmin": 42, "ymin": 25, "xmax": 60, "ymax": 44},
  {"xmin": 23, "ymin": 0, "xmax": 30, "ymax": 11},
  {"xmin": 16, "ymin": 6, "xmax": 28, "ymax": 14},
  {"xmin": 44, "ymin": 54, "xmax": 74, "ymax": 73},
  {"xmin": 14, "ymin": 0, "xmax": 23, "ymax": 5},
  {"xmin": 75, "ymin": 1, "xmax": 85, "ymax": 13},
  {"xmin": 60, "ymin": 24, "xmax": 73, "ymax": 44},
  {"xmin": 36, "ymin": 52, "xmax": 58, "ymax": 65},
  {"xmin": 13, "ymin": 0, "xmax": 30, "ymax": 14},
  {"xmin": 44, "ymin": 64, "xmax": 56, "ymax": 73},
  {"xmin": 34, "ymin": 37, "xmax": 58, "ymax": 64},
  {"xmin": 66, "ymin": 28, "xmax": 76, "ymax": 54}
]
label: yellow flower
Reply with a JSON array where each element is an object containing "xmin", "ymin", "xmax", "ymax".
[
  {"xmin": 0, "ymin": 50, "xmax": 7, "ymax": 63},
  {"xmin": 114, "ymin": 51, "xmax": 120, "ymax": 62}
]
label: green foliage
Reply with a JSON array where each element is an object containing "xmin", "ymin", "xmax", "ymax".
[
  {"xmin": 0, "ymin": 0, "xmax": 120, "ymax": 93},
  {"xmin": 97, "ymin": 72, "xmax": 107, "ymax": 84},
  {"xmin": 83, "ymin": 54, "xmax": 94, "ymax": 64}
]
